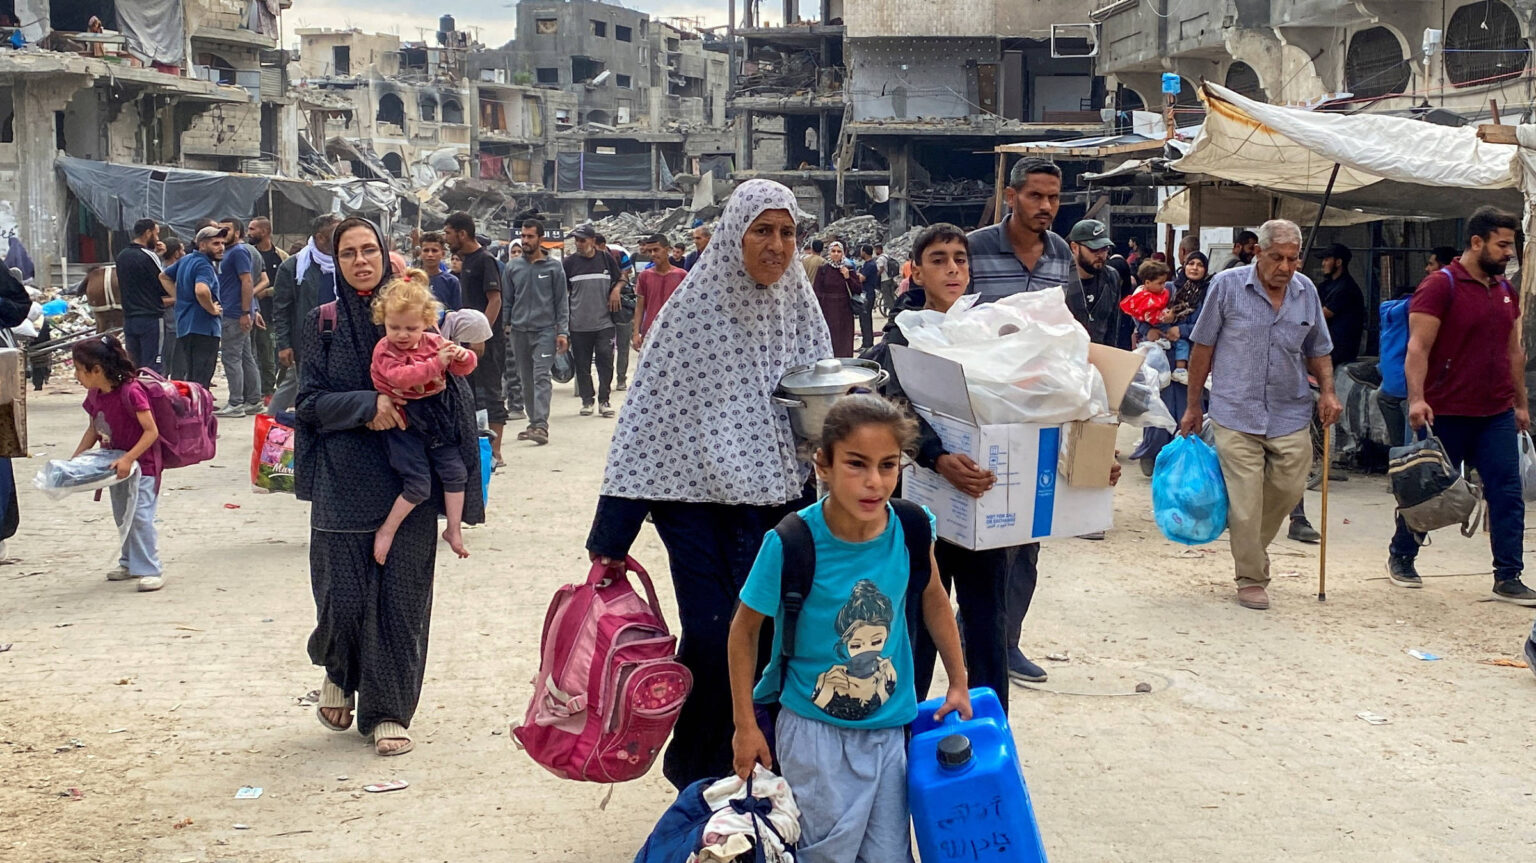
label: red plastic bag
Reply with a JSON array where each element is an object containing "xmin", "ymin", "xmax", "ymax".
[
  {"xmin": 1119, "ymin": 287, "xmax": 1170, "ymax": 325},
  {"xmin": 251, "ymin": 413, "xmax": 296, "ymax": 494}
]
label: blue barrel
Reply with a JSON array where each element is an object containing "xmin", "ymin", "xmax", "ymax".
[
  {"xmin": 479, "ymin": 436, "xmax": 493, "ymax": 504},
  {"xmin": 909, "ymin": 687, "xmax": 1047, "ymax": 862}
]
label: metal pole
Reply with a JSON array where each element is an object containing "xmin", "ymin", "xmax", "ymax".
[
  {"xmin": 1318, "ymin": 428, "xmax": 1331, "ymax": 602},
  {"xmin": 1301, "ymin": 162, "xmax": 1342, "ymax": 262}
]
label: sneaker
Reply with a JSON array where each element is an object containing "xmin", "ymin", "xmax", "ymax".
[
  {"xmin": 1523, "ymin": 633, "xmax": 1536, "ymax": 680},
  {"xmin": 508, "ymin": 409, "xmax": 527, "ymax": 421},
  {"xmin": 580, "ymin": 402, "xmax": 594, "ymax": 416},
  {"xmin": 106, "ymin": 566, "xmax": 136, "ymax": 582},
  {"xmin": 215, "ymin": 403, "xmax": 247, "ymax": 418},
  {"xmin": 599, "ymin": 402, "xmax": 615, "ymax": 418},
  {"xmin": 1170, "ymin": 368, "xmax": 1189, "ymax": 385},
  {"xmin": 1492, "ymin": 578, "xmax": 1536, "ymax": 607},
  {"xmin": 137, "ymin": 575, "xmax": 165, "ymax": 592},
  {"xmin": 1008, "ymin": 647, "xmax": 1048, "ymax": 683},
  {"xmin": 1288, "ymin": 518, "xmax": 1321, "ymax": 544},
  {"xmin": 615, "ymin": 379, "xmax": 627, "ymax": 391},
  {"xmin": 1386, "ymin": 555, "xmax": 1422, "ymax": 588},
  {"xmin": 527, "ymin": 426, "xmax": 549, "ymax": 446}
]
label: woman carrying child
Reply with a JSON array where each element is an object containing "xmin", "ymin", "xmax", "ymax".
[
  {"xmin": 71, "ymin": 335, "xmax": 163, "ymax": 592},
  {"xmin": 368, "ymin": 269, "xmax": 477, "ymax": 564},
  {"xmin": 728, "ymin": 394, "xmax": 971, "ymax": 862},
  {"xmin": 295, "ymin": 218, "xmax": 483, "ymax": 757},
  {"xmin": 1162, "ymin": 251, "xmax": 1211, "ymax": 385}
]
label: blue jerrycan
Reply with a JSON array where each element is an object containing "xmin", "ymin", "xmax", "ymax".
[{"xmin": 909, "ymin": 687, "xmax": 1047, "ymax": 862}]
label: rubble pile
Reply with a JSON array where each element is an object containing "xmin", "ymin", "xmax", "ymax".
[
  {"xmin": 811, "ymin": 215, "xmax": 884, "ymax": 249},
  {"xmin": 589, "ymin": 207, "xmax": 695, "ymax": 248},
  {"xmin": 883, "ymin": 226, "xmax": 925, "ymax": 263}
]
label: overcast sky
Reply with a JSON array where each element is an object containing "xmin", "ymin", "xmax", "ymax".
[{"xmin": 283, "ymin": 1, "xmax": 731, "ymax": 50}]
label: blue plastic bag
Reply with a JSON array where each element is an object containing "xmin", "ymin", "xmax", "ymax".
[{"xmin": 1152, "ymin": 435, "xmax": 1229, "ymax": 545}]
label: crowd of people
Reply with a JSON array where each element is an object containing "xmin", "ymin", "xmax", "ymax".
[{"xmin": 35, "ymin": 155, "xmax": 1536, "ymax": 860}]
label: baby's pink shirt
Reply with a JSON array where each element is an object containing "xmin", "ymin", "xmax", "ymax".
[{"xmin": 371, "ymin": 331, "xmax": 478, "ymax": 401}]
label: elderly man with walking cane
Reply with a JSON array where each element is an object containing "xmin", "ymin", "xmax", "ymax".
[{"xmin": 1179, "ymin": 219, "xmax": 1343, "ymax": 610}]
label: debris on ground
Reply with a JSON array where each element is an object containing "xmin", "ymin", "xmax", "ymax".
[
  {"xmin": 1133, "ymin": 682, "xmax": 1153, "ymax": 693},
  {"xmin": 1405, "ymin": 649, "xmax": 1442, "ymax": 661},
  {"xmin": 1356, "ymin": 711, "xmax": 1391, "ymax": 725},
  {"xmin": 363, "ymin": 780, "xmax": 410, "ymax": 793},
  {"xmin": 54, "ymin": 738, "xmax": 85, "ymax": 753},
  {"xmin": 1045, "ymin": 652, "xmax": 1071, "ymax": 662},
  {"xmin": 1478, "ymin": 658, "xmax": 1529, "ymax": 668},
  {"xmin": 234, "ymin": 786, "xmax": 263, "ymax": 799}
]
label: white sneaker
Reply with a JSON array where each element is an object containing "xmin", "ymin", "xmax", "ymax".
[
  {"xmin": 214, "ymin": 403, "xmax": 246, "ymax": 418},
  {"xmin": 106, "ymin": 566, "xmax": 136, "ymax": 581},
  {"xmin": 137, "ymin": 575, "xmax": 165, "ymax": 592},
  {"xmin": 1170, "ymin": 368, "xmax": 1190, "ymax": 385}
]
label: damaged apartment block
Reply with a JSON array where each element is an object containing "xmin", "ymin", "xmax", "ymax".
[
  {"xmin": 0, "ymin": 0, "xmax": 295, "ymax": 287},
  {"xmin": 728, "ymin": 0, "xmax": 1107, "ymax": 232}
]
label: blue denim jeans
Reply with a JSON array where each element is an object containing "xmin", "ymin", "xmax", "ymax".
[
  {"xmin": 111, "ymin": 474, "xmax": 160, "ymax": 576},
  {"xmin": 1389, "ymin": 410, "xmax": 1524, "ymax": 581}
]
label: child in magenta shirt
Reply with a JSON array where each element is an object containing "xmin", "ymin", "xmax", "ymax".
[
  {"xmin": 71, "ymin": 335, "xmax": 165, "ymax": 592},
  {"xmin": 369, "ymin": 269, "xmax": 478, "ymax": 565}
]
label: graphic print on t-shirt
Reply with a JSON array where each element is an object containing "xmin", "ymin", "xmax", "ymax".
[{"xmin": 810, "ymin": 579, "xmax": 899, "ymax": 722}]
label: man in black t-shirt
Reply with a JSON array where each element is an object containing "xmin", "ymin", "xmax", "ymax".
[
  {"xmin": 1315, "ymin": 243, "xmax": 1365, "ymax": 367},
  {"xmin": 247, "ymin": 218, "xmax": 285, "ymax": 397},
  {"xmin": 116, "ymin": 219, "xmax": 167, "ymax": 371},
  {"xmin": 445, "ymin": 211, "xmax": 510, "ymax": 466}
]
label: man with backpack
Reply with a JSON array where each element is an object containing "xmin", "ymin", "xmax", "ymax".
[{"xmin": 1386, "ymin": 207, "xmax": 1536, "ymax": 606}]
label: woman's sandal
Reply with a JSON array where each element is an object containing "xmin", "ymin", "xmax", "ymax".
[
  {"xmin": 315, "ymin": 678, "xmax": 354, "ymax": 732},
  {"xmin": 373, "ymin": 721, "xmax": 414, "ymax": 756}
]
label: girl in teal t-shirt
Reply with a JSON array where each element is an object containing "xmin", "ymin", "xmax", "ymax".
[{"xmin": 727, "ymin": 394, "xmax": 971, "ymax": 862}]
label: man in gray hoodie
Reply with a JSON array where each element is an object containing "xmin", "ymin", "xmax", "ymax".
[{"xmin": 504, "ymin": 219, "xmax": 570, "ymax": 445}]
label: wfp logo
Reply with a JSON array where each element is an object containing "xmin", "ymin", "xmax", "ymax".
[{"xmin": 1037, "ymin": 469, "xmax": 1054, "ymax": 491}]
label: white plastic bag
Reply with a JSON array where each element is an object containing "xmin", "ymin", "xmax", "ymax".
[
  {"xmin": 896, "ymin": 288, "xmax": 1096, "ymax": 424},
  {"xmin": 1133, "ymin": 341, "xmax": 1172, "ymax": 389},
  {"xmin": 33, "ymin": 449, "xmax": 133, "ymax": 500},
  {"xmin": 1519, "ymin": 432, "xmax": 1536, "ymax": 502},
  {"xmin": 1118, "ymin": 361, "xmax": 1177, "ymax": 431}
]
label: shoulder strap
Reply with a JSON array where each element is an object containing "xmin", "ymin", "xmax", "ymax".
[
  {"xmin": 772, "ymin": 513, "xmax": 815, "ymax": 682},
  {"xmin": 316, "ymin": 300, "xmax": 337, "ymax": 345},
  {"xmin": 890, "ymin": 499, "xmax": 933, "ymax": 641}
]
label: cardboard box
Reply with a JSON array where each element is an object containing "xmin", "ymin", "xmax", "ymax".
[
  {"xmin": 890, "ymin": 344, "xmax": 1141, "ymax": 550},
  {"xmin": 1060, "ymin": 420, "xmax": 1119, "ymax": 488},
  {"xmin": 0, "ymin": 348, "xmax": 25, "ymax": 459}
]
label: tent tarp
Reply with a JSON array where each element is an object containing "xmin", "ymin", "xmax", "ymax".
[
  {"xmin": 55, "ymin": 157, "xmax": 392, "ymax": 238},
  {"xmin": 1173, "ymin": 82, "xmax": 1520, "ymax": 197},
  {"xmin": 116, "ymin": 0, "xmax": 186, "ymax": 66},
  {"xmin": 1156, "ymin": 186, "xmax": 1385, "ymax": 228},
  {"xmin": 557, "ymin": 152, "xmax": 653, "ymax": 192}
]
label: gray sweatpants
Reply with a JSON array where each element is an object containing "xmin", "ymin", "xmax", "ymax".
[
  {"xmin": 510, "ymin": 329, "xmax": 557, "ymax": 430},
  {"xmin": 776, "ymin": 708, "xmax": 914, "ymax": 863},
  {"xmin": 220, "ymin": 318, "xmax": 262, "ymax": 407}
]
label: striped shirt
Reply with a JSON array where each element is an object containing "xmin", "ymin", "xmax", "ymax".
[
  {"xmin": 1191, "ymin": 265, "xmax": 1333, "ymax": 438},
  {"xmin": 967, "ymin": 216, "xmax": 1075, "ymax": 301}
]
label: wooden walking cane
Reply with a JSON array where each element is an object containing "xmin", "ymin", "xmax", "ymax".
[{"xmin": 1318, "ymin": 426, "xmax": 1332, "ymax": 602}]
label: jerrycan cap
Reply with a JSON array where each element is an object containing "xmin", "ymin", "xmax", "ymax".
[{"xmin": 937, "ymin": 734, "xmax": 972, "ymax": 768}]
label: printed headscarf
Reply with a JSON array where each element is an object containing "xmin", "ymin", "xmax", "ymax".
[{"xmin": 599, "ymin": 179, "xmax": 832, "ymax": 505}]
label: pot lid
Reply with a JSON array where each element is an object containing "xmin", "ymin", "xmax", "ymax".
[{"xmin": 778, "ymin": 358, "xmax": 882, "ymax": 394}]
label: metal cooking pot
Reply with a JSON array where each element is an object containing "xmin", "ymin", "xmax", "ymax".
[{"xmin": 773, "ymin": 358, "xmax": 889, "ymax": 442}]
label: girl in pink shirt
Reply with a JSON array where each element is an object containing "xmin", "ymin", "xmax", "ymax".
[{"xmin": 370, "ymin": 270, "xmax": 478, "ymax": 565}]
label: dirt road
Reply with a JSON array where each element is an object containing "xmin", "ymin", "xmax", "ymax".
[{"xmin": 3, "ymin": 380, "xmax": 1535, "ymax": 862}]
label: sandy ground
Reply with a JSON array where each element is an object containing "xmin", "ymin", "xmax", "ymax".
[{"xmin": 4, "ymin": 374, "xmax": 1536, "ymax": 863}]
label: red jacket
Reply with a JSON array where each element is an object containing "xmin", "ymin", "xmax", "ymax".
[{"xmin": 371, "ymin": 331, "xmax": 478, "ymax": 402}]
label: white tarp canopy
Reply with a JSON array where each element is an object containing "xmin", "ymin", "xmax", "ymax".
[{"xmin": 1171, "ymin": 82, "xmax": 1530, "ymax": 219}]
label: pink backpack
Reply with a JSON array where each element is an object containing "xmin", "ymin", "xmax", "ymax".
[
  {"xmin": 514, "ymin": 557, "xmax": 691, "ymax": 783},
  {"xmin": 135, "ymin": 369, "xmax": 217, "ymax": 469}
]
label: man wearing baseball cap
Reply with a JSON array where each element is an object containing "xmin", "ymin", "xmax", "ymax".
[{"xmin": 1065, "ymin": 219, "xmax": 1123, "ymax": 346}]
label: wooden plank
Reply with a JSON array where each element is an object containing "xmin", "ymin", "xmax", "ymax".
[{"xmin": 1478, "ymin": 124, "xmax": 1519, "ymax": 145}]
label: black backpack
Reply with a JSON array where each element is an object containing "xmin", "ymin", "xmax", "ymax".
[{"xmin": 765, "ymin": 498, "xmax": 932, "ymax": 695}]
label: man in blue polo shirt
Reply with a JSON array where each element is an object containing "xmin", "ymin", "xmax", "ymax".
[
  {"xmin": 161, "ymin": 226, "xmax": 226, "ymax": 389},
  {"xmin": 214, "ymin": 218, "xmax": 267, "ymax": 416}
]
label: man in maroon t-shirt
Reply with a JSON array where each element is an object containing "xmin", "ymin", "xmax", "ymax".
[
  {"xmin": 632, "ymin": 234, "xmax": 686, "ymax": 351},
  {"xmin": 1388, "ymin": 206, "xmax": 1535, "ymax": 606}
]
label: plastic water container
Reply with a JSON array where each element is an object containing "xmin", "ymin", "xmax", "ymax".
[
  {"xmin": 479, "ymin": 436, "xmax": 493, "ymax": 504},
  {"xmin": 909, "ymin": 687, "xmax": 1047, "ymax": 862}
]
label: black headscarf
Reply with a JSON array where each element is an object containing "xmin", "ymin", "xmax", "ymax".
[
  {"xmin": 1171, "ymin": 251, "xmax": 1211, "ymax": 316},
  {"xmin": 295, "ymin": 218, "xmax": 484, "ymax": 530}
]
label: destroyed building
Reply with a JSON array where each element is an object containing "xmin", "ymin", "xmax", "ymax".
[
  {"xmin": 0, "ymin": 1, "xmax": 300, "ymax": 287},
  {"xmin": 727, "ymin": 0, "xmax": 1106, "ymax": 232}
]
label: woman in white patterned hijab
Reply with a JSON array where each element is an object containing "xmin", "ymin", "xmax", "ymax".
[{"xmin": 585, "ymin": 179, "xmax": 831, "ymax": 790}]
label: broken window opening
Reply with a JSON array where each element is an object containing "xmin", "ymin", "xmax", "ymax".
[
  {"xmin": 381, "ymin": 152, "xmax": 405, "ymax": 179},
  {"xmin": 591, "ymin": 20, "xmax": 606, "ymax": 37},
  {"xmin": 1224, "ymin": 61, "xmax": 1267, "ymax": 103},
  {"xmin": 441, "ymin": 98, "xmax": 464, "ymax": 124},
  {"xmin": 332, "ymin": 46, "xmax": 350, "ymax": 76},
  {"xmin": 50, "ymin": 0, "xmax": 115, "ymax": 32},
  {"xmin": 377, "ymin": 93, "xmax": 405, "ymax": 129},
  {"xmin": 420, "ymin": 95, "xmax": 438, "ymax": 122},
  {"xmin": 572, "ymin": 57, "xmax": 605, "ymax": 83},
  {"xmin": 481, "ymin": 99, "xmax": 507, "ymax": 132},
  {"xmin": 536, "ymin": 67, "xmax": 559, "ymax": 84},
  {"xmin": 1345, "ymin": 26, "xmax": 1410, "ymax": 99},
  {"xmin": 617, "ymin": 74, "xmax": 632, "ymax": 89},
  {"xmin": 1445, "ymin": 1, "xmax": 1527, "ymax": 87},
  {"xmin": 196, "ymin": 52, "xmax": 238, "ymax": 86},
  {"xmin": 616, "ymin": 25, "xmax": 632, "ymax": 43},
  {"xmin": 536, "ymin": 18, "xmax": 558, "ymax": 35}
]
